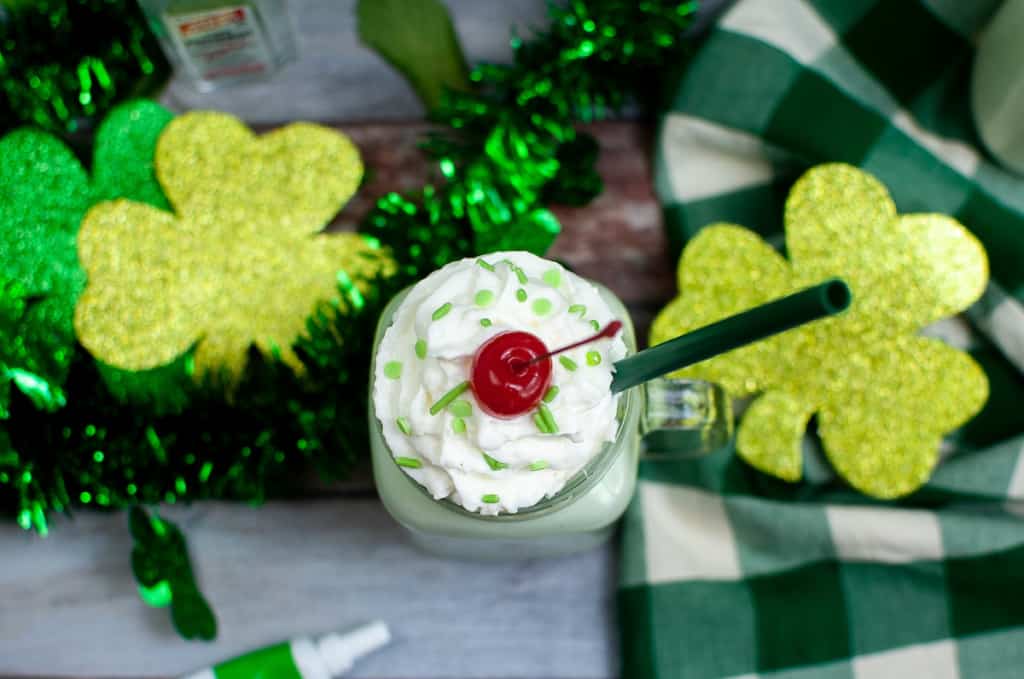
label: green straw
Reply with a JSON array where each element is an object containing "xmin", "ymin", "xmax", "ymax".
[{"xmin": 610, "ymin": 278, "xmax": 851, "ymax": 394}]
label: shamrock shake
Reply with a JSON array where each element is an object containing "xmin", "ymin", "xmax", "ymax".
[{"xmin": 372, "ymin": 251, "xmax": 627, "ymax": 515}]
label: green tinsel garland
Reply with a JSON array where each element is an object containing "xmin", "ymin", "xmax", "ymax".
[{"xmin": 0, "ymin": 0, "xmax": 697, "ymax": 638}]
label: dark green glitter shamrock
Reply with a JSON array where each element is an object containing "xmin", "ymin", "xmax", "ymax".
[{"xmin": 0, "ymin": 99, "xmax": 173, "ymax": 402}]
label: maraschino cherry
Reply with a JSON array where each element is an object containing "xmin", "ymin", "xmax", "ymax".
[{"xmin": 470, "ymin": 321, "xmax": 623, "ymax": 418}]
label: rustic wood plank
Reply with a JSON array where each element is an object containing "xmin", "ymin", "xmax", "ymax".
[
  {"xmin": 331, "ymin": 120, "xmax": 674, "ymax": 343},
  {"xmin": 0, "ymin": 500, "xmax": 617, "ymax": 679}
]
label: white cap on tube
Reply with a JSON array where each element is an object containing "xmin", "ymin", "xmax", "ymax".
[{"xmin": 317, "ymin": 620, "xmax": 391, "ymax": 677}]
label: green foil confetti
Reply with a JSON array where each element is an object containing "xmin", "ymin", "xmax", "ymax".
[{"xmin": 129, "ymin": 507, "xmax": 216, "ymax": 641}]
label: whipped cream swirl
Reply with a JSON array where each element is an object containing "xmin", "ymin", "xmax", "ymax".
[{"xmin": 372, "ymin": 251, "xmax": 627, "ymax": 515}]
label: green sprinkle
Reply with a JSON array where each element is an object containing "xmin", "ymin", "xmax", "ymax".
[
  {"xmin": 532, "ymin": 298, "xmax": 553, "ymax": 316},
  {"xmin": 586, "ymin": 350, "xmax": 602, "ymax": 366},
  {"xmin": 543, "ymin": 386, "xmax": 559, "ymax": 403},
  {"xmin": 432, "ymin": 302, "xmax": 452, "ymax": 321},
  {"xmin": 480, "ymin": 318, "xmax": 492, "ymax": 327},
  {"xmin": 559, "ymin": 356, "xmax": 577, "ymax": 371},
  {"xmin": 516, "ymin": 288, "xmax": 528, "ymax": 302},
  {"xmin": 505, "ymin": 260, "xmax": 528, "ymax": 284},
  {"xmin": 395, "ymin": 457, "xmax": 422, "ymax": 469},
  {"xmin": 539, "ymin": 403, "xmax": 559, "ymax": 433},
  {"xmin": 452, "ymin": 417, "xmax": 467, "ymax": 434},
  {"xmin": 568, "ymin": 304, "xmax": 587, "ymax": 316},
  {"xmin": 528, "ymin": 461, "xmax": 549, "ymax": 471},
  {"xmin": 542, "ymin": 268, "xmax": 561, "ymax": 287},
  {"xmin": 475, "ymin": 289, "xmax": 494, "ymax": 307},
  {"xmin": 534, "ymin": 412, "xmax": 550, "ymax": 433},
  {"xmin": 482, "ymin": 452, "xmax": 508, "ymax": 470},
  {"xmin": 415, "ymin": 339, "xmax": 427, "ymax": 359},
  {"xmin": 430, "ymin": 381, "xmax": 470, "ymax": 415},
  {"xmin": 396, "ymin": 416, "xmax": 412, "ymax": 435},
  {"xmin": 477, "ymin": 259, "xmax": 495, "ymax": 272},
  {"xmin": 384, "ymin": 361, "xmax": 403, "ymax": 379},
  {"xmin": 449, "ymin": 399, "xmax": 473, "ymax": 417},
  {"xmin": 590, "ymin": 320, "xmax": 600, "ymax": 331},
  {"xmin": 482, "ymin": 494, "xmax": 500, "ymax": 504}
]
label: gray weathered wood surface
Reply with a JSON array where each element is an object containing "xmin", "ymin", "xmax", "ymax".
[{"xmin": 0, "ymin": 121, "xmax": 667, "ymax": 679}]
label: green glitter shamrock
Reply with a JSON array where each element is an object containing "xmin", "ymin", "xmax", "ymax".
[{"xmin": 0, "ymin": 99, "xmax": 174, "ymax": 406}]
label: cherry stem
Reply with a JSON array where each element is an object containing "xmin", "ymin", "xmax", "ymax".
[{"xmin": 512, "ymin": 321, "xmax": 624, "ymax": 372}]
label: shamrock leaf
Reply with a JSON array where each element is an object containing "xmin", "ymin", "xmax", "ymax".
[
  {"xmin": 0, "ymin": 100, "xmax": 173, "ymax": 397},
  {"xmin": 129, "ymin": 507, "xmax": 217, "ymax": 641},
  {"xmin": 74, "ymin": 112, "xmax": 394, "ymax": 380},
  {"xmin": 651, "ymin": 164, "xmax": 989, "ymax": 498}
]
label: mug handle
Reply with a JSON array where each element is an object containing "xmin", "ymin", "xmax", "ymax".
[{"xmin": 640, "ymin": 378, "xmax": 733, "ymax": 458}]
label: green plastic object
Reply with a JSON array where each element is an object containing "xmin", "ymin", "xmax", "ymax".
[{"xmin": 611, "ymin": 278, "xmax": 851, "ymax": 394}]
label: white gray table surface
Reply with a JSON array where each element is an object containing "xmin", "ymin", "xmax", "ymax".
[{"xmin": 0, "ymin": 499, "xmax": 618, "ymax": 678}]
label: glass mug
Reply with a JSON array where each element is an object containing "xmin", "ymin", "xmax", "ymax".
[{"xmin": 369, "ymin": 282, "xmax": 732, "ymax": 559}]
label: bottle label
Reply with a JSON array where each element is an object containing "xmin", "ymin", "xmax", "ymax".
[{"xmin": 165, "ymin": 5, "xmax": 274, "ymax": 82}]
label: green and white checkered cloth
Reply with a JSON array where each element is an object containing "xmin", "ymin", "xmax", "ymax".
[{"xmin": 620, "ymin": 1, "xmax": 1024, "ymax": 677}]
